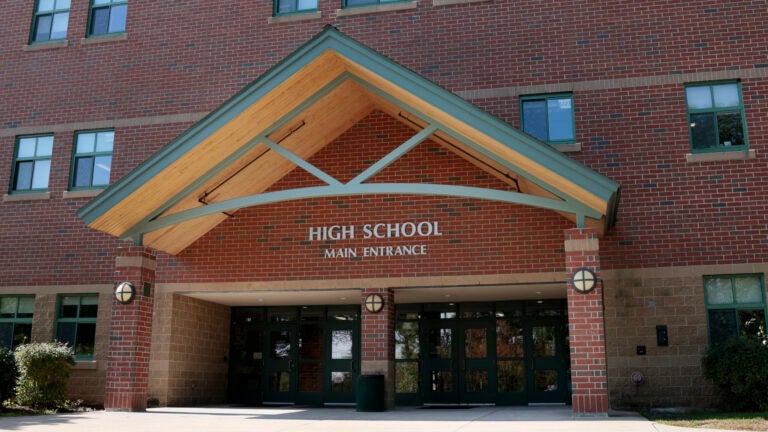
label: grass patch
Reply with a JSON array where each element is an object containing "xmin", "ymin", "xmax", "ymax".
[{"xmin": 646, "ymin": 411, "xmax": 768, "ymax": 431}]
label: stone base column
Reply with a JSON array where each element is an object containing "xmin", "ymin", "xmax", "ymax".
[
  {"xmin": 104, "ymin": 245, "xmax": 156, "ymax": 411},
  {"xmin": 564, "ymin": 228, "xmax": 609, "ymax": 414},
  {"xmin": 360, "ymin": 288, "xmax": 395, "ymax": 408}
]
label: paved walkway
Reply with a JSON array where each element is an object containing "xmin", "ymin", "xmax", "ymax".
[{"xmin": 0, "ymin": 406, "xmax": 734, "ymax": 432}]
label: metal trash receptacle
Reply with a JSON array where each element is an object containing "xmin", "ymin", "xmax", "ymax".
[{"xmin": 356, "ymin": 374, "xmax": 385, "ymax": 412}]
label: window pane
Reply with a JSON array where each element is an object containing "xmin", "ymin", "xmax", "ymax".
[
  {"xmin": 717, "ymin": 112, "xmax": 744, "ymax": 147},
  {"xmin": 31, "ymin": 160, "xmax": 50, "ymax": 190},
  {"xmin": 497, "ymin": 360, "xmax": 524, "ymax": 392},
  {"xmin": 738, "ymin": 309, "xmax": 767, "ymax": 341},
  {"xmin": 18, "ymin": 138, "xmax": 37, "ymax": 158},
  {"xmin": 80, "ymin": 296, "xmax": 98, "ymax": 318},
  {"xmin": 547, "ymin": 98, "xmax": 574, "ymax": 141},
  {"xmin": 395, "ymin": 362, "xmax": 419, "ymax": 393},
  {"xmin": 395, "ymin": 321, "xmax": 419, "ymax": 359},
  {"xmin": 76, "ymin": 133, "xmax": 95, "ymax": 154},
  {"xmin": 13, "ymin": 323, "xmax": 32, "ymax": 348},
  {"xmin": 0, "ymin": 298, "xmax": 18, "ymax": 318},
  {"xmin": 50, "ymin": 12, "xmax": 68, "ymax": 40},
  {"xmin": 90, "ymin": 7, "xmax": 109, "ymax": 35},
  {"xmin": 330, "ymin": 371, "xmax": 352, "ymax": 392},
  {"xmin": 74, "ymin": 156, "xmax": 94, "ymax": 187},
  {"xmin": 522, "ymin": 100, "xmax": 547, "ymax": 141},
  {"xmin": 345, "ymin": 0, "xmax": 372, "ymax": 6},
  {"xmin": 17, "ymin": 297, "xmax": 35, "ymax": 317},
  {"xmin": 56, "ymin": 0, "xmax": 71, "ymax": 9},
  {"xmin": 92, "ymin": 155, "xmax": 111, "ymax": 186},
  {"xmin": 60, "ymin": 297, "xmax": 79, "ymax": 318},
  {"xmin": 297, "ymin": 0, "xmax": 317, "ymax": 10},
  {"xmin": 690, "ymin": 113, "xmax": 716, "ymax": 150},
  {"xmin": 705, "ymin": 277, "xmax": 734, "ymax": 304},
  {"xmin": 93, "ymin": 0, "xmax": 111, "ymax": 5},
  {"xmin": 708, "ymin": 309, "xmax": 737, "ymax": 346},
  {"xmin": 36, "ymin": 136, "xmax": 53, "ymax": 156},
  {"xmin": 331, "ymin": 329, "xmax": 353, "ymax": 359},
  {"xmin": 15, "ymin": 161, "xmax": 33, "ymax": 190},
  {"xmin": 38, "ymin": 0, "xmax": 55, "ymax": 12},
  {"xmin": 686, "ymin": 86, "xmax": 712, "ymax": 109},
  {"xmin": 75, "ymin": 323, "xmax": 96, "ymax": 356},
  {"xmin": 277, "ymin": 0, "xmax": 296, "ymax": 13},
  {"xmin": 713, "ymin": 83, "xmax": 740, "ymax": 108},
  {"xmin": 734, "ymin": 276, "xmax": 762, "ymax": 304},
  {"xmin": 428, "ymin": 328, "xmax": 452, "ymax": 359},
  {"xmin": 35, "ymin": 15, "xmax": 53, "ymax": 42},
  {"xmin": 108, "ymin": 5, "xmax": 127, "ymax": 33},
  {"xmin": 0, "ymin": 323, "xmax": 12, "ymax": 350},
  {"xmin": 56, "ymin": 322, "xmax": 76, "ymax": 347},
  {"xmin": 496, "ymin": 320, "xmax": 524, "ymax": 357},
  {"xmin": 96, "ymin": 131, "xmax": 114, "ymax": 152}
]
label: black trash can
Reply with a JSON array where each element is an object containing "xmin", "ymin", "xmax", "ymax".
[{"xmin": 356, "ymin": 374, "xmax": 386, "ymax": 412}]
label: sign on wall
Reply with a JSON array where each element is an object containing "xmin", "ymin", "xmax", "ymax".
[{"xmin": 309, "ymin": 221, "xmax": 442, "ymax": 259}]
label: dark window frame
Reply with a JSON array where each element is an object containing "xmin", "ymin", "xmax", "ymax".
[
  {"xmin": 0, "ymin": 296, "xmax": 35, "ymax": 350},
  {"xmin": 685, "ymin": 81, "xmax": 748, "ymax": 153},
  {"xmin": 69, "ymin": 129, "xmax": 114, "ymax": 190},
  {"xmin": 30, "ymin": 0, "xmax": 70, "ymax": 43},
  {"xmin": 11, "ymin": 134, "xmax": 54, "ymax": 194},
  {"xmin": 519, "ymin": 93, "xmax": 576, "ymax": 145},
  {"xmin": 55, "ymin": 295, "xmax": 99, "ymax": 360},
  {"xmin": 87, "ymin": 0, "xmax": 128, "ymax": 37},
  {"xmin": 704, "ymin": 274, "xmax": 767, "ymax": 347},
  {"xmin": 274, "ymin": 0, "xmax": 318, "ymax": 16}
]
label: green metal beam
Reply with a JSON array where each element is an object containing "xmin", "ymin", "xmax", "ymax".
[
  {"xmin": 261, "ymin": 137, "xmax": 342, "ymax": 186},
  {"xmin": 121, "ymin": 183, "xmax": 600, "ymax": 240},
  {"xmin": 348, "ymin": 124, "xmax": 437, "ymax": 185}
]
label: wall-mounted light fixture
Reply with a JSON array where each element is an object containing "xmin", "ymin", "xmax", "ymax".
[
  {"xmin": 114, "ymin": 281, "xmax": 136, "ymax": 304},
  {"xmin": 364, "ymin": 293, "xmax": 385, "ymax": 313},
  {"xmin": 570, "ymin": 268, "xmax": 598, "ymax": 294}
]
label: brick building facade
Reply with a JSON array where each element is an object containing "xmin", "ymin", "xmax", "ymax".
[{"xmin": 1, "ymin": 0, "xmax": 767, "ymax": 413}]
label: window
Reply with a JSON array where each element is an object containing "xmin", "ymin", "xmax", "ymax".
[
  {"xmin": 705, "ymin": 274, "xmax": 767, "ymax": 347},
  {"xmin": 11, "ymin": 135, "xmax": 53, "ymax": 193},
  {"xmin": 88, "ymin": 0, "xmax": 128, "ymax": 36},
  {"xmin": 0, "ymin": 297, "xmax": 34, "ymax": 350},
  {"xmin": 275, "ymin": 0, "xmax": 317, "ymax": 15},
  {"xmin": 31, "ymin": 0, "xmax": 70, "ymax": 43},
  {"xmin": 520, "ymin": 94, "xmax": 575, "ymax": 145},
  {"xmin": 56, "ymin": 295, "xmax": 98, "ymax": 360},
  {"xmin": 343, "ymin": 0, "xmax": 403, "ymax": 7},
  {"xmin": 686, "ymin": 82, "xmax": 747, "ymax": 152},
  {"xmin": 71, "ymin": 130, "xmax": 113, "ymax": 189}
]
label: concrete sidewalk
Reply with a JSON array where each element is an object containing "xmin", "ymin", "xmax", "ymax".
[{"xmin": 0, "ymin": 406, "xmax": 733, "ymax": 432}]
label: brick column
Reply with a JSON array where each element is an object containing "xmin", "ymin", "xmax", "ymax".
[
  {"xmin": 360, "ymin": 288, "xmax": 395, "ymax": 408},
  {"xmin": 104, "ymin": 245, "xmax": 156, "ymax": 411},
  {"xmin": 564, "ymin": 228, "xmax": 608, "ymax": 415}
]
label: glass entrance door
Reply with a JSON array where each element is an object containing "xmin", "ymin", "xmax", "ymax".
[
  {"xmin": 263, "ymin": 325, "xmax": 297, "ymax": 403},
  {"xmin": 458, "ymin": 320, "xmax": 495, "ymax": 404},
  {"xmin": 324, "ymin": 306, "xmax": 359, "ymax": 404},
  {"xmin": 296, "ymin": 307, "xmax": 324, "ymax": 405},
  {"xmin": 526, "ymin": 318, "xmax": 570, "ymax": 404}
]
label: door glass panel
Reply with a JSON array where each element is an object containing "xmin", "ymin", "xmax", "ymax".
[
  {"xmin": 299, "ymin": 324, "xmax": 322, "ymax": 360},
  {"xmin": 497, "ymin": 360, "xmax": 524, "ymax": 392},
  {"xmin": 464, "ymin": 327, "xmax": 487, "ymax": 358},
  {"xmin": 464, "ymin": 370, "xmax": 488, "ymax": 392},
  {"xmin": 461, "ymin": 303, "xmax": 493, "ymax": 319},
  {"xmin": 423, "ymin": 303, "xmax": 456, "ymax": 319},
  {"xmin": 298, "ymin": 362, "xmax": 321, "ymax": 392},
  {"xmin": 534, "ymin": 370, "xmax": 558, "ymax": 392},
  {"xmin": 395, "ymin": 321, "xmax": 419, "ymax": 359},
  {"xmin": 331, "ymin": 329, "xmax": 353, "ymax": 359},
  {"xmin": 330, "ymin": 372, "xmax": 352, "ymax": 392},
  {"xmin": 497, "ymin": 321, "xmax": 524, "ymax": 357},
  {"xmin": 269, "ymin": 371, "xmax": 291, "ymax": 392},
  {"xmin": 395, "ymin": 362, "xmax": 419, "ymax": 393},
  {"xmin": 270, "ymin": 330, "xmax": 291, "ymax": 359},
  {"xmin": 328, "ymin": 306, "xmax": 358, "ymax": 321},
  {"xmin": 268, "ymin": 308, "xmax": 296, "ymax": 322},
  {"xmin": 532, "ymin": 326, "xmax": 556, "ymax": 357},
  {"xmin": 300, "ymin": 306, "xmax": 324, "ymax": 321},
  {"xmin": 429, "ymin": 371, "xmax": 452, "ymax": 392},
  {"xmin": 428, "ymin": 328, "xmax": 452, "ymax": 359}
]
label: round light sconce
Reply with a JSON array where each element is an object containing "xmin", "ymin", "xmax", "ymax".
[
  {"xmin": 114, "ymin": 281, "xmax": 136, "ymax": 304},
  {"xmin": 571, "ymin": 268, "xmax": 598, "ymax": 294},
  {"xmin": 364, "ymin": 293, "xmax": 385, "ymax": 313}
]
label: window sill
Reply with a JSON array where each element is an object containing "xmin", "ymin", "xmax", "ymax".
[
  {"xmin": 268, "ymin": 11, "xmax": 322, "ymax": 24},
  {"xmin": 71, "ymin": 361, "xmax": 98, "ymax": 370},
  {"xmin": 685, "ymin": 149, "xmax": 756, "ymax": 163},
  {"xmin": 336, "ymin": 1, "xmax": 417, "ymax": 16},
  {"xmin": 3, "ymin": 192, "xmax": 51, "ymax": 202},
  {"xmin": 63, "ymin": 189, "xmax": 103, "ymax": 199},
  {"xmin": 23, "ymin": 40, "xmax": 69, "ymax": 51},
  {"xmin": 80, "ymin": 33, "xmax": 128, "ymax": 45},
  {"xmin": 554, "ymin": 142, "xmax": 581, "ymax": 153},
  {"xmin": 433, "ymin": 0, "xmax": 490, "ymax": 6}
]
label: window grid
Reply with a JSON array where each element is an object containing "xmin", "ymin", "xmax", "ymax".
[
  {"xmin": 31, "ymin": 0, "xmax": 70, "ymax": 43},
  {"xmin": 274, "ymin": 0, "xmax": 318, "ymax": 15},
  {"xmin": 685, "ymin": 82, "xmax": 747, "ymax": 153},
  {"xmin": 0, "ymin": 296, "xmax": 34, "ymax": 350},
  {"xmin": 88, "ymin": 0, "xmax": 128, "ymax": 37},
  {"xmin": 704, "ymin": 274, "xmax": 767, "ymax": 347},
  {"xmin": 56, "ymin": 295, "xmax": 98, "ymax": 360},
  {"xmin": 520, "ymin": 93, "xmax": 575, "ymax": 145},
  {"xmin": 70, "ymin": 130, "xmax": 114, "ymax": 190},
  {"xmin": 11, "ymin": 135, "xmax": 53, "ymax": 194}
]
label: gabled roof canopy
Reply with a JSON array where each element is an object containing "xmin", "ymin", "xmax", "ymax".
[{"xmin": 79, "ymin": 26, "xmax": 620, "ymax": 255}]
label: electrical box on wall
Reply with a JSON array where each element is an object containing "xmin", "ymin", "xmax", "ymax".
[{"xmin": 656, "ymin": 325, "xmax": 669, "ymax": 346}]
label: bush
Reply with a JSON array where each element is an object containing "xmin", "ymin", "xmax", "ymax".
[
  {"xmin": 0, "ymin": 348, "xmax": 17, "ymax": 401},
  {"xmin": 702, "ymin": 338, "xmax": 768, "ymax": 411},
  {"xmin": 14, "ymin": 342, "xmax": 75, "ymax": 409}
]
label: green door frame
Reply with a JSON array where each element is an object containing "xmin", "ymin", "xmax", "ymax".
[{"xmin": 525, "ymin": 317, "xmax": 571, "ymax": 404}]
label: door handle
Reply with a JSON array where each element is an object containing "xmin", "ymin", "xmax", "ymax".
[
  {"xmin": 351, "ymin": 359, "xmax": 356, "ymax": 372},
  {"xmin": 289, "ymin": 360, "xmax": 294, "ymax": 371},
  {"xmin": 530, "ymin": 358, "xmax": 535, "ymax": 372}
]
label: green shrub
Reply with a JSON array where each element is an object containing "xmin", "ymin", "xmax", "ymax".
[
  {"xmin": 14, "ymin": 342, "xmax": 75, "ymax": 409},
  {"xmin": 702, "ymin": 339, "xmax": 768, "ymax": 412},
  {"xmin": 0, "ymin": 348, "xmax": 17, "ymax": 401}
]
